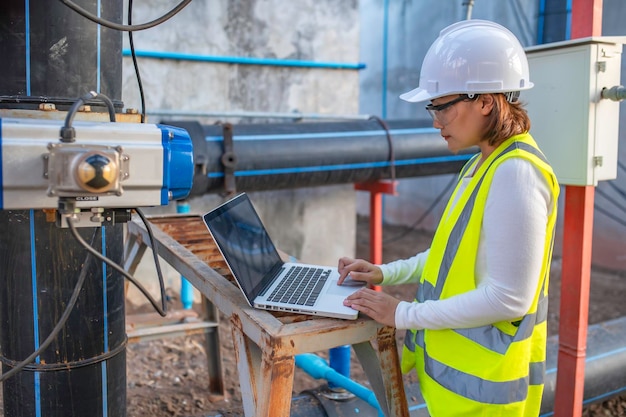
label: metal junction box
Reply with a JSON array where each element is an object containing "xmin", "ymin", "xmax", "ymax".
[{"xmin": 522, "ymin": 37, "xmax": 626, "ymax": 186}]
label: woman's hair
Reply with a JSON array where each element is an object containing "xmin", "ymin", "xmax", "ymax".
[{"xmin": 482, "ymin": 93, "xmax": 531, "ymax": 146}]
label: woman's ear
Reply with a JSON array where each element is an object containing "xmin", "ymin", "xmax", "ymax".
[{"xmin": 479, "ymin": 94, "xmax": 495, "ymax": 115}]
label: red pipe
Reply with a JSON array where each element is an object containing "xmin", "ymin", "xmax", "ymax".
[
  {"xmin": 355, "ymin": 180, "xmax": 397, "ymax": 291},
  {"xmin": 554, "ymin": 2, "xmax": 602, "ymax": 416}
]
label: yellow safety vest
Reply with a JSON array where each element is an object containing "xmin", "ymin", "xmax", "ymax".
[{"xmin": 401, "ymin": 133, "xmax": 559, "ymax": 416}]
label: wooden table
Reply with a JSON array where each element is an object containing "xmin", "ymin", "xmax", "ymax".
[{"xmin": 124, "ymin": 214, "xmax": 409, "ymax": 417}]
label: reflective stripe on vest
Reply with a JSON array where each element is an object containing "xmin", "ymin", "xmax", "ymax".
[{"xmin": 402, "ymin": 134, "xmax": 559, "ymax": 412}]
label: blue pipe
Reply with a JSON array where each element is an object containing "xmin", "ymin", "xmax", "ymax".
[
  {"xmin": 177, "ymin": 201, "xmax": 194, "ymax": 310},
  {"xmin": 295, "ymin": 353, "xmax": 384, "ymax": 417},
  {"xmin": 537, "ymin": 0, "xmax": 547, "ymax": 44},
  {"xmin": 328, "ymin": 345, "xmax": 351, "ymax": 389},
  {"xmin": 122, "ymin": 49, "xmax": 366, "ymax": 70}
]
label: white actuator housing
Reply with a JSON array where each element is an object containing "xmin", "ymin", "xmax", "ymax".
[{"xmin": 0, "ymin": 117, "xmax": 193, "ymax": 209}]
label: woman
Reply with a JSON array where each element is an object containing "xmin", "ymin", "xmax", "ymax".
[{"xmin": 338, "ymin": 20, "xmax": 559, "ymax": 416}]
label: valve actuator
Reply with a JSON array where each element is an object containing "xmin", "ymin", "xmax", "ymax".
[{"xmin": 0, "ymin": 117, "xmax": 193, "ymax": 210}]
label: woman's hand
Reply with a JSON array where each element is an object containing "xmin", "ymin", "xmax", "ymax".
[
  {"xmin": 343, "ymin": 288, "xmax": 400, "ymax": 327},
  {"xmin": 337, "ymin": 257, "xmax": 384, "ymax": 286}
]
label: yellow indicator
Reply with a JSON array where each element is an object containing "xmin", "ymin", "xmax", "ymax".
[{"xmin": 76, "ymin": 152, "xmax": 118, "ymax": 193}]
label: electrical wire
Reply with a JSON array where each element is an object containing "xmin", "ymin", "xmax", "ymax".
[
  {"xmin": 596, "ymin": 186, "xmax": 626, "ymax": 216},
  {"xmin": 607, "ymin": 180, "xmax": 626, "ymax": 201},
  {"xmin": 66, "ymin": 214, "xmax": 168, "ymax": 317},
  {"xmin": 595, "ymin": 203, "xmax": 626, "ymax": 229},
  {"xmin": 381, "ymin": 174, "xmax": 457, "ymax": 245},
  {"xmin": 134, "ymin": 208, "xmax": 168, "ymax": 313},
  {"xmin": 128, "ymin": 0, "xmax": 147, "ymax": 123},
  {"xmin": 60, "ymin": 91, "xmax": 116, "ymax": 142},
  {"xmin": 369, "ymin": 115, "xmax": 396, "ymax": 182},
  {"xmin": 58, "ymin": 0, "xmax": 193, "ymax": 32},
  {"xmin": 0, "ymin": 229, "xmax": 98, "ymax": 383}
]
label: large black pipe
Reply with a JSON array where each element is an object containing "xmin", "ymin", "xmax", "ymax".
[
  {"xmin": 0, "ymin": 0, "xmax": 123, "ymax": 111},
  {"xmin": 165, "ymin": 119, "xmax": 476, "ymax": 196},
  {"xmin": 0, "ymin": 1, "xmax": 127, "ymax": 416}
]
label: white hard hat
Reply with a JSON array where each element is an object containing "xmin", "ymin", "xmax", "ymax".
[{"xmin": 400, "ymin": 19, "xmax": 533, "ymax": 103}]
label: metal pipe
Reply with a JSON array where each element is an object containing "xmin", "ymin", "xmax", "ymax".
[
  {"xmin": 163, "ymin": 119, "xmax": 475, "ymax": 196},
  {"xmin": 463, "ymin": 0, "xmax": 475, "ymax": 20},
  {"xmin": 601, "ymin": 86, "xmax": 626, "ymax": 102},
  {"xmin": 123, "ymin": 49, "xmax": 366, "ymax": 70}
]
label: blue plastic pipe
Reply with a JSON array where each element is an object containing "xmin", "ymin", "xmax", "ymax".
[
  {"xmin": 328, "ymin": 345, "xmax": 351, "ymax": 389},
  {"xmin": 295, "ymin": 353, "xmax": 384, "ymax": 417},
  {"xmin": 122, "ymin": 49, "xmax": 366, "ymax": 70},
  {"xmin": 177, "ymin": 201, "xmax": 194, "ymax": 310}
]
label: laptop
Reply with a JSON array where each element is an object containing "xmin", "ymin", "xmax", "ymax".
[{"xmin": 202, "ymin": 193, "xmax": 362, "ymax": 320}]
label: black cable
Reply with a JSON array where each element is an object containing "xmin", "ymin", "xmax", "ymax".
[
  {"xmin": 368, "ymin": 115, "xmax": 396, "ymax": 182},
  {"xmin": 128, "ymin": 0, "xmax": 146, "ymax": 123},
  {"xmin": 0, "ymin": 229, "xmax": 98, "ymax": 383},
  {"xmin": 382, "ymin": 174, "xmax": 457, "ymax": 245},
  {"xmin": 595, "ymin": 203, "xmax": 626, "ymax": 229},
  {"xmin": 58, "ymin": 0, "xmax": 193, "ymax": 32},
  {"xmin": 66, "ymin": 216, "xmax": 167, "ymax": 317},
  {"xmin": 607, "ymin": 180, "xmax": 626, "ymax": 201},
  {"xmin": 619, "ymin": 160, "xmax": 626, "ymax": 174},
  {"xmin": 134, "ymin": 208, "xmax": 168, "ymax": 313},
  {"xmin": 60, "ymin": 91, "xmax": 116, "ymax": 142},
  {"xmin": 596, "ymin": 186, "xmax": 626, "ymax": 215}
]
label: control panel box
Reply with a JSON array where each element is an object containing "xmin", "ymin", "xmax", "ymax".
[{"xmin": 522, "ymin": 37, "xmax": 626, "ymax": 186}]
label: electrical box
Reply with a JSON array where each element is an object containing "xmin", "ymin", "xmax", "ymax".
[{"xmin": 522, "ymin": 37, "xmax": 626, "ymax": 186}]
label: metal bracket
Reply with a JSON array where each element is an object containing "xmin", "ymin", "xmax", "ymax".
[{"xmin": 221, "ymin": 123, "xmax": 238, "ymax": 196}]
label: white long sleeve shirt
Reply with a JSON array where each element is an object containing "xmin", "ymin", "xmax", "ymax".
[{"xmin": 380, "ymin": 157, "xmax": 554, "ymax": 330}]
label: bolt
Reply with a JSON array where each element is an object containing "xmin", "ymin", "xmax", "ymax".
[{"xmin": 38, "ymin": 103, "xmax": 56, "ymax": 111}]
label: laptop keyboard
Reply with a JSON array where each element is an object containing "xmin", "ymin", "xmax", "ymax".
[{"xmin": 267, "ymin": 266, "xmax": 331, "ymax": 306}]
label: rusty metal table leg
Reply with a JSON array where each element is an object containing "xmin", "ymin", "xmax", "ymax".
[
  {"xmin": 353, "ymin": 326, "xmax": 409, "ymax": 417},
  {"xmin": 231, "ymin": 315, "xmax": 296, "ymax": 417}
]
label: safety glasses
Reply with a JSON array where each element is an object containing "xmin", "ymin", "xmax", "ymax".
[{"xmin": 425, "ymin": 94, "xmax": 477, "ymax": 125}]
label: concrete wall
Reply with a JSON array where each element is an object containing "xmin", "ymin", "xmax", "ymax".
[{"xmin": 121, "ymin": 0, "xmax": 361, "ymax": 306}]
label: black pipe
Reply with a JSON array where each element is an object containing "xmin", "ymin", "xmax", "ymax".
[
  {"xmin": 164, "ymin": 119, "xmax": 476, "ymax": 196},
  {"xmin": 0, "ymin": 1, "xmax": 127, "ymax": 416},
  {"xmin": 0, "ymin": 0, "xmax": 123, "ymax": 111},
  {"xmin": 0, "ymin": 211, "xmax": 127, "ymax": 417}
]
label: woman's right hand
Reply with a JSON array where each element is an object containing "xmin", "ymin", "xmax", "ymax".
[{"xmin": 337, "ymin": 257, "xmax": 384, "ymax": 286}]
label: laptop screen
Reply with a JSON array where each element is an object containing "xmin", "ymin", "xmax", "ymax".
[{"xmin": 203, "ymin": 193, "xmax": 283, "ymax": 303}]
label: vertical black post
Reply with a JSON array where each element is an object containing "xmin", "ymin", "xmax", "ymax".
[{"xmin": 0, "ymin": 1, "xmax": 127, "ymax": 416}]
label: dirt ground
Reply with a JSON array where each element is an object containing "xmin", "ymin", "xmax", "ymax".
[{"xmin": 1, "ymin": 216, "xmax": 625, "ymax": 416}]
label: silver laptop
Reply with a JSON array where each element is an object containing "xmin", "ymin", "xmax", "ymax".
[{"xmin": 202, "ymin": 193, "xmax": 362, "ymax": 320}]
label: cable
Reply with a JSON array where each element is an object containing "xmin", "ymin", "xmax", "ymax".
[
  {"xmin": 60, "ymin": 91, "xmax": 116, "ymax": 142},
  {"xmin": 368, "ymin": 115, "xmax": 396, "ymax": 182},
  {"xmin": 58, "ymin": 0, "xmax": 193, "ymax": 32},
  {"xmin": 134, "ymin": 208, "xmax": 168, "ymax": 313},
  {"xmin": 596, "ymin": 186, "xmax": 626, "ymax": 216},
  {"xmin": 607, "ymin": 180, "xmax": 626, "ymax": 201},
  {"xmin": 595, "ymin": 203, "xmax": 626, "ymax": 229},
  {"xmin": 619, "ymin": 160, "xmax": 626, "ymax": 174},
  {"xmin": 382, "ymin": 174, "xmax": 457, "ymax": 245},
  {"xmin": 0, "ymin": 229, "xmax": 98, "ymax": 383},
  {"xmin": 128, "ymin": 0, "xmax": 147, "ymax": 123},
  {"xmin": 66, "ymin": 215, "xmax": 168, "ymax": 317}
]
